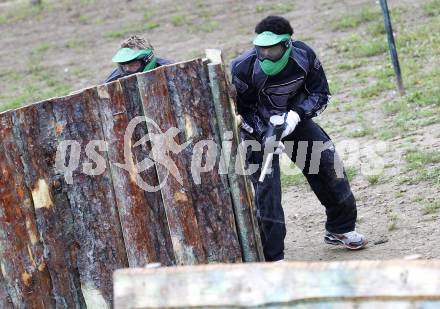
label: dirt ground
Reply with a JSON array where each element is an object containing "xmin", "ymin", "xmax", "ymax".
[{"xmin": 0, "ymin": 0, "xmax": 439, "ymax": 261}]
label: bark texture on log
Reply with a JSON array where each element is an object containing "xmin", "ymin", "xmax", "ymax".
[
  {"xmin": 51, "ymin": 90, "xmax": 129, "ymax": 308},
  {"xmin": 96, "ymin": 78, "xmax": 175, "ymax": 267},
  {"xmin": 114, "ymin": 260, "xmax": 440, "ymax": 309},
  {"xmin": 137, "ymin": 67, "xmax": 207, "ymax": 265},
  {"xmin": 207, "ymin": 60, "xmax": 264, "ymax": 262},
  {"xmin": 138, "ymin": 60, "xmax": 242, "ymax": 264},
  {"xmin": 164, "ymin": 60, "xmax": 242, "ymax": 263},
  {"xmin": 0, "ymin": 111, "xmax": 54, "ymax": 308},
  {"xmin": 0, "ymin": 271, "xmax": 13, "ymax": 309},
  {"xmin": 12, "ymin": 100, "xmax": 86, "ymax": 308},
  {"xmin": 0, "ymin": 58, "xmax": 261, "ymax": 308}
]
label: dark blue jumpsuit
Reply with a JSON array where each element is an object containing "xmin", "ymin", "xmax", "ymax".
[{"xmin": 231, "ymin": 41, "xmax": 357, "ymax": 261}]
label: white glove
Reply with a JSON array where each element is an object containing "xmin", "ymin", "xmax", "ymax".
[{"xmin": 281, "ymin": 110, "xmax": 300, "ymax": 139}]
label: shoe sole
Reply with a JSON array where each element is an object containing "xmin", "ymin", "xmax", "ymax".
[{"xmin": 324, "ymin": 237, "xmax": 368, "ymax": 250}]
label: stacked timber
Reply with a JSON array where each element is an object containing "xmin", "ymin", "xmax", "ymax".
[
  {"xmin": 114, "ymin": 260, "xmax": 440, "ymax": 309},
  {"xmin": 0, "ymin": 54, "xmax": 263, "ymax": 308}
]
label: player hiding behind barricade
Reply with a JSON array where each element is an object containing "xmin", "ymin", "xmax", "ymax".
[
  {"xmin": 231, "ymin": 16, "xmax": 367, "ymax": 262},
  {"xmin": 105, "ymin": 35, "xmax": 174, "ymax": 83}
]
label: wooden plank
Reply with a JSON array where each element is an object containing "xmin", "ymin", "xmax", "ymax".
[
  {"xmin": 138, "ymin": 60, "xmax": 242, "ymax": 264},
  {"xmin": 206, "ymin": 53, "xmax": 264, "ymax": 262},
  {"xmin": 114, "ymin": 260, "xmax": 440, "ymax": 309},
  {"xmin": 96, "ymin": 77, "xmax": 175, "ymax": 267},
  {"xmin": 137, "ymin": 66, "xmax": 207, "ymax": 265},
  {"xmin": 0, "ymin": 268, "xmax": 13, "ymax": 308},
  {"xmin": 51, "ymin": 89, "xmax": 129, "ymax": 308},
  {"xmin": 163, "ymin": 60, "xmax": 242, "ymax": 263},
  {"xmin": 11, "ymin": 99, "xmax": 87, "ymax": 308},
  {"xmin": 0, "ymin": 111, "xmax": 55, "ymax": 308}
]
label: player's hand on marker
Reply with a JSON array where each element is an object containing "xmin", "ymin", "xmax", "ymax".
[{"xmin": 281, "ymin": 110, "xmax": 300, "ymax": 139}]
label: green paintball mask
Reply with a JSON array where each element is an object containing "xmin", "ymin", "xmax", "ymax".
[
  {"xmin": 112, "ymin": 48, "xmax": 157, "ymax": 75},
  {"xmin": 253, "ymin": 31, "xmax": 292, "ymax": 76}
]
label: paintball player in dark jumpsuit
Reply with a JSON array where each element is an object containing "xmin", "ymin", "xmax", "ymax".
[
  {"xmin": 231, "ymin": 16, "xmax": 367, "ymax": 262},
  {"xmin": 105, "ymin": 35, "xmax": 173, "ymax": 83}
]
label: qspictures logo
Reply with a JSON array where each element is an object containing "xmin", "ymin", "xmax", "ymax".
[{"xmin": 55, "ymin": 116, "xmax": 388, "ymax": 192}]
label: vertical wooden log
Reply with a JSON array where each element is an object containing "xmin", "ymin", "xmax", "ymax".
[
  {"xmin": 0, "ymin": 267, "xmax": 13, "ymax": 308},
  {"xmin": 11, "ymin": 100, "xmax": 86, "ymax": 308},
  {"xmin": 51, "ymin": 89, "xmax": 129, "ymax": 308},
  {"xmin": 137, "ymin": 60, "xmax": 242, "ymax": 264},
  {"xmin": 96, "ymin": 78, "xmax": 175, "ymax": 267},
  {"xmin": 164, "ymin": 60, "xmax": 242, "ymax": 263},
  {"xmin": 0, "ymin": 111, "xmax": 55, "ymax": 308},
  {"xmin": 206, "ymin": 56, "xmax": 264, "ymax": 262},
  {"xmin": 137, "ymin": 67, "xmax": 207, "ymax": 265}
]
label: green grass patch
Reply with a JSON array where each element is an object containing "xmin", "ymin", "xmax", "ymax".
[
  {"xmin": 0, "ymin": 39, "xmax": 71, "ymax": 111},
  {"xmin": 354, "ymin": 79, "xmax": 394, "ymax": 99},
  {"xmin": 170, "ymin": 15, "xmax": 187, "ymax": 27},
  {"xmin": 104, "ymin": 22, "xmax": 160, "ymax": 39},
  {"xmin": 332, "ymin": 7, "xmax": 381, "ymax": 31},
  {"xmin": 405, "ymin": 149, "xmax": 440, "ymax": 169},
  {"xmin": 424, "ymin": 0, "xmax": 440, "ymax": 16},
  {"xmin": 422, "ymin": 201, "xmax": 440, "ymax": 215},
  {"xmin": 367, "ymin": 22, "xmax": 386, "ymax": 36},
  {"xmin": 280, "ymin": 159, "xmax": 307, "ymax": 189},
  {"xmin": 388, "ymin": 212, "xmax": 399, "ymax": 231},
  {"xmin": 332, "ymin": 34, "xmax": 387, "ymax": 58},
  {"xmin": 367, "ymin": 174, "xmax": 382, "ymax": 185},
  {"xmin": 0, "ymin": 2, "xmax": 50, "ymax": 24},
  {"xmin": 349, "ymin": 127, "xmax": 374, "ymax": 138},
  {"xmin": 345, "ymin": 166, "xmax": 358, "ymax": 182},
  {"xmin": 281, "ymin": 172, "xmax": 306, "ymax": 189},
  {"xmin": 403, "ymin": 149, "xmax": 440, "ymax": 186},
  {"xmin": 336, "ymin": 60, "xmax": 365, "ymax": 71}
]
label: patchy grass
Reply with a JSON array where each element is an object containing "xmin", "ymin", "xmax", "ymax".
[
  {"xmin": 331, "ymin": 7, "xmax": 381, "ymax": 30},
  {"xmin": 0, "ymin": 41, "xmax": 70, "ymax": 112},
  {"xmin": 388, "ymin": 212, "xmax": 399, "ymax": 231},
  {"xmin": 331, "ymin": 34, "xmax": 387, "ymax": 58},
  {"xmin": 422, "ymin": 201, "xmax": 440, "ymax": 215},
  {"xmin": 280, "ymin": 157, "xmax": 307, "ymax": 190},
  {"xmin": 403, "ymin": 149, "xmax": 440, "ymax": 186},
  {"xmin": 196, "ymin": 20, "xmax": 220, "ymax": 33},
  {"xmin": 170, "ymin": 15, "xmax": 187, "ymax": 27},
  {"xmin": 424, "ymin": 0, "xmax": 440, "ymax": 16},
  {"xmin": 281, "ymin": 172, "xmax": 307, "ymax": 189},
  {"xmin": 349, "ymin": 127, "xmax": 374, "ymax": 138},
  {"xmin": 405, "ymin": 149, "xmax": 440, "ymax": 170},
  {"xmin": 256, "ymin": 3, "xmax": 294, "ymax": 14},
  {"xmin": 345, "ymin": 166, "xmax": 358, "ymax": 182},
  {"xmin": 0, "ymin": 1, "xmax": 50, "ymax": 24},
  {"xmin": 367, "ymin": 21, "xmax": 386, "ymax": 36},
  {"xmin": 367, "ymin": 174, "xmax": 382, "ymax": 185},
  {"xmin": 104, "ymin": 22, "xmax": 160, "ymax": 39},
  {"xmin": 336, "ymin": 60, "xmax": 365, "ymax": 71}
]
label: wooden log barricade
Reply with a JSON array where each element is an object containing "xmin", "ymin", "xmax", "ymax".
[
  {"xmin": 114, "ymin": 260, "xmax": 440, "ymax": 309},
  {"xmin": 0, "ymin": 54, "xmax": 263, "ymax": 308}
]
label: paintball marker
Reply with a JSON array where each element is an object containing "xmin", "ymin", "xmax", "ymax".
[{"xmin": 258, "ymin": 113, "xmax": 287, "ymax": 183}]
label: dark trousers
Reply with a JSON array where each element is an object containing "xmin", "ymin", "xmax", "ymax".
[{"xmin": 241, "ymin": 119, "xmax": 357, "ymax": 261}]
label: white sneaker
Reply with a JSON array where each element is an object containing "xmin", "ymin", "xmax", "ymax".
[{"xmin": 324, "ymin": 230, "xmax": 368, "ymax": 250}]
